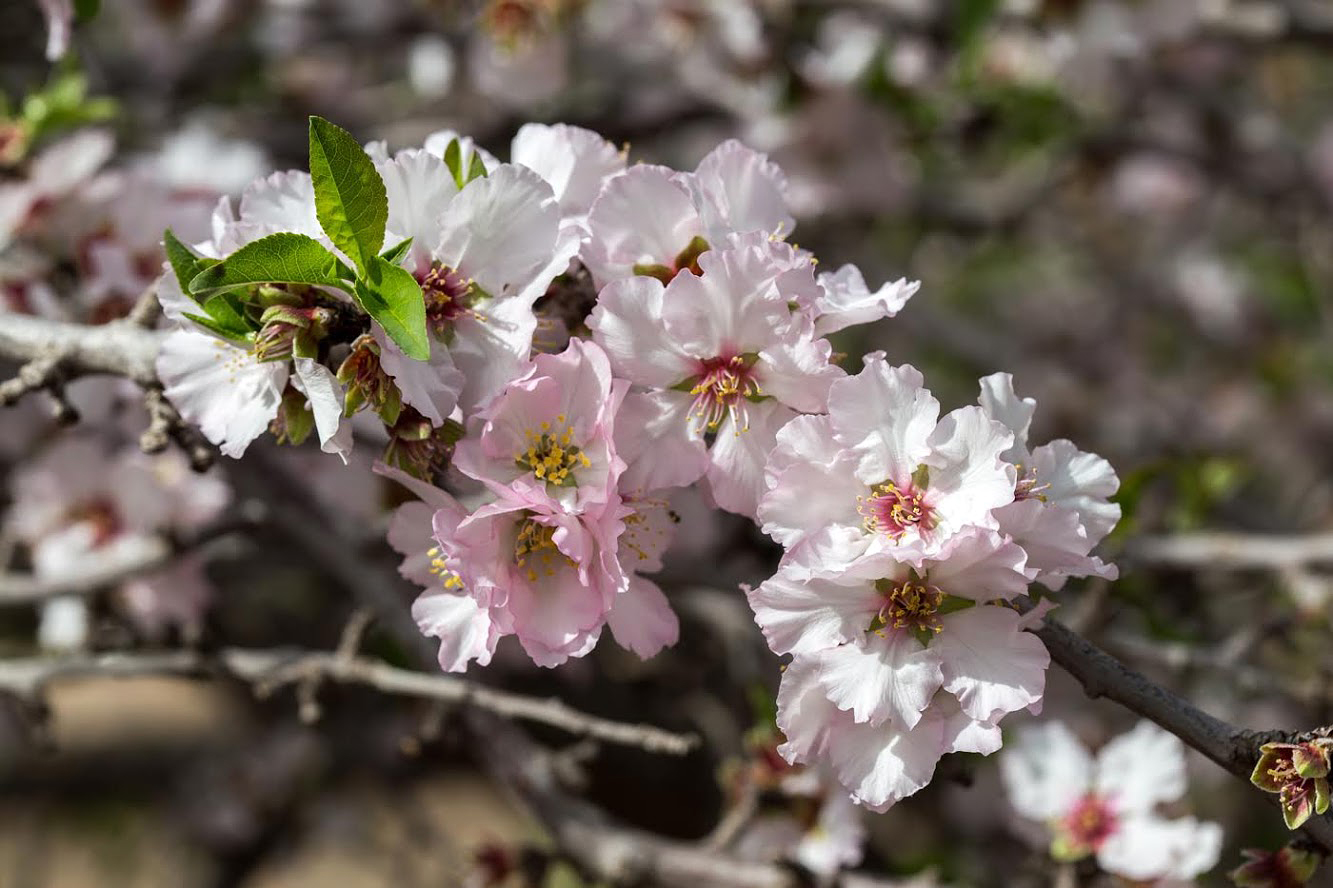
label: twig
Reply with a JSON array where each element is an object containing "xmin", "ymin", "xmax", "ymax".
[
  {"xmin": 0, "ymin": 312, "xmax": 161, "ymax": 384},
  {"xmin": 1034, "ymin": 614, "xmax": 1333, "ymax": 849},
  {"xmin": 0, "ymin": 311, "xmax": 216, "ymax": 466},
  {"xmin": 140, "ymin": 386, "xmax": 214, "ymax": 469},
  {"xmin": 0, "ymin": 647, "xmax": 699, "ymax": 755},
  {"xmin": 703, "ymin": 783, "xmax": 760, "ymax": 852},
  {"xmin": 126, "ymin": 282, "xmax": 163, "ymax": 329},
  {"xmin": 471, "ymin": 708, "xmax": 801, "ymax": 888}
]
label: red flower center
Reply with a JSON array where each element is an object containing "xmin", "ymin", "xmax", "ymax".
[
  {"xmin": 1058, "ymin": 794, "xmax": 1119, "ymax": 853},
  {"xmin": 858, "ymin": 481, "xmax": 932, "ymax": 540},
  {"xmin": 688, "ymin": 354, "xmax": 761, "ymax": 433}
]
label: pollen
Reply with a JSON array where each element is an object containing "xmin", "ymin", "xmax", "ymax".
[
  {"xmin": 513, "ymin": 516, "xmax": 574, "ymax": 578},
  {"xmin": 419, "ymin": 261, "xmax": 480, "ymax": 338},
  {"xmin": 1054, "ymin": 794, "xmax": 1119, "ymax": 858},
  {"xmin": 516, "ymin": 423, "xmax": 589, "ymax": 487},
  {"xmin": 875, "ymin": 578, "xmax": 946, "ymax": 635},
  {"xmin": 858, "ymin": 480, "xmax": 933, "ymax": 540},
  {"xmin": 687, "ymin": 354, "xmax": 763, "ymax": 434},
  {"xmin": 427, "ymin": 549, "xmax": 465, "ymax": 590},
  {"xmin": 1013, "ymin": 463, "xmax": 1051, "ymax": 501}
]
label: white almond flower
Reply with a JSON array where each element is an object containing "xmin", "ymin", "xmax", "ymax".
[{"xmin": 1001, "ymin": 720, "xmax": 1223, "ymax": 883}]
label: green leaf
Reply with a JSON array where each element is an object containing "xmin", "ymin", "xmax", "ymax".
[
  {"xmin": 380, "ymin": 237, "xmax": 414, "ymax": 266},
  {"xmin": 74, "ymin": 0, "xmax": 101, "ymax": 21},
  {"xmin": 441, "ymin": 137, "xmax": 487, "ymax": 189},
  {"xmin": 308, "ymin": 115, "xmax": 387, "ymax": 271},
  {"xmin": 180, "ymin": 289, "xmax": 254, "ymax": 342},
  {"xmin": 202, "ymin": 293, "xmax": 252, "ymax": 332},
  {"xmin": 442, "ymin": 138, "xmax": 463, "ymax": 187},
  {"xmin": 163, "ymin": 229, "xmax": 211, "ymax": 297},
  {"xmin": 356, "ymin": 256, "xmax": 429, "ymax": 361},
  {"xmin": 188, "ymin": 233, "xmax": 349, "ymax": 298},
  {"xmin": 183, "ymin": 311, "xmax": 249, "ymax": 343},
  {"xmin": 466, "ymin": 149, "xmax": 487, "ymax": 183}
]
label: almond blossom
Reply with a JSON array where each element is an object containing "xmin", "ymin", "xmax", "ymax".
[
  {"xmin": 977, "ymin": 373, "xmax": 1121, "ymax": 590},
  {"xmin": 1001, "ymin": 720, "xmax": 1222, "ymax": 883},
  {"xmin": 589, "ymin": 240, "xmax": 842, "ymax": 516},
  {"xmin": 393, "ymin": 339, "xmax": 678, "ymax": 668},
  {"xmin": 375, "ymin": 150, "xmax": 580, "ymax": 417},
  {"xmin": 750, "ymin": 529, "xmax": 1046, "ymax": 725},
  {"xmin": 758, "ymin": 356, "xmax": 1016, "ymax": 570},
  {"xmin": 156, "ymin": 169, "xmax": 352, "ymax": 461},
  {"xmin": 509, "ymin": 122, "xmax": 626, "ymax": 233},
  {"xmin": 453, "ymin": 337, "xmax": 626, "ymax": 512},
  {"xmin": 774, "ymin": 654, "xmax": 1002, "ymax": 811},
  {"xmin": 582, "ymin": 139, "xmax": 793, "ymax": 287},
  {"xmin": 378, "ymin": 464, "xmax": 500, "ymax": 674}
]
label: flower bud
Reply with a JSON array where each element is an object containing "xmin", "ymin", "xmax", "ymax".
[
  {"xmin": 335, "ymin": 334, "xmax": 402, "ymax": 425},
  {"xmin": 383, "ymin": 409, "xmax": 462, "ymax": 480},
  {"xmin": 1252, "ymin": 741, "xmax": 1333, "ymax": 829},
  {"xmin": 1230, "ymin": 844, "xmax": 1323, "ymax": 887},
  {"xmin": 253, "ymin": 305, "xmax": 332, "ymax": 362},
  {"xmin": 269, "ymin": 388, "xmax": 315, "ymax": 446}
]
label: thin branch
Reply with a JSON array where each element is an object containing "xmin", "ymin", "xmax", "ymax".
[
  {"xmin": 0, "ymin": 647, "xmax": 699, "ymax": 755},
  {"xmin": 0, "ymin": 312, "xmax": 162, "ymax": 385},
  {"xmin": 125, "ymin": 282, "xmax": 163, "ymax": 329},
  {"xmin": 471, "ymin": 708, "xmax": 803, "ymax": 888},
  {"xmin": 0, "ymin": 311, "xmax": 215, "ymax": 466},
  {"xmin": 1035, "ymin": 614, "xmax": 1333, "ymax": 849}
]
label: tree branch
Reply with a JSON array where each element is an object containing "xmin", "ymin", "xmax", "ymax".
[
  {"xmin": 0, "ymin": 311, "xmax": 162, "ymax": 385},
  {"xmin": 0, "ymin": 311, "xmax": 215, "ymax": 467},
  {"xmin": 0, "ymin": 647, "xmax": 698, "ymax": 755},
  {"xmin": 471, "ymin": 708, "xmax": 819, "ymax": 888},
  {"xmin": 1035, "ymin": 614, "xmax": 1333, "ymax": 849}
]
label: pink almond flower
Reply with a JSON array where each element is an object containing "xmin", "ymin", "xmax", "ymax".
[
  {"xmin": 759, "ymin": 357, "xmax": 1015, "ymax": 572},
  {"xmin": 750, "ymin": 528, "xmax": 1045, "ymax": 725},
  {"xmin": 377, "ymin": 464, "xmax": 499, "ymax": 674},
  {"xmin": 721, "ymin": 231, "xmax": 920, "ymax": 338},
  {"xmin": 453, "ymin": 338, "xmax": 627, "ymax": 513},
  {"xmin": 775, "ymin": 655, "xmax": 1001, "ymax": 812},
  {"xmin": 977, "ymin": 373, "xmax": 1121, "ymax": 590},
  {"xmin": 589, "ymin": 241, "xmax": 842, "ymax": 517},
  {"xmin": 605, "ymin": 494, "xmax": 681, "ymax": 659},
  {"xmin": 605, "ymin": 406, "xmax": 685, "ymax": 659},
  {"xmin": 1001, "ymin": 720, "xmax": 1223, "ymax": 883},
  {"xmin": 431, "ymin": 484, "xmax": 627, "ymax": 668},
  {"xmin": 582, "ymin": 140, "xmax": 793, "ymax": 288}
]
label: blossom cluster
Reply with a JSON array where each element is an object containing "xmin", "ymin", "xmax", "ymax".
[
  {"xmin": 150, "ymin": 116, "xmax": 1121, "ymax": 815},
  {"xmin": 747, "ymin": 361, "xmax": 1119, "ymax": 810}
]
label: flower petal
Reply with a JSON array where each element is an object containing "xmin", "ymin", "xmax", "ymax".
[
  {"xmin": 935, "ymin": 605, "xmax": 1049, "ymax": 722},
  {"xmin": 817, "ymin": 631, "xmax": 943, "ymax": 728},
  {"xmin": 999, "ymin": 720, "xmax": 1094, "ymax": 821}
]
